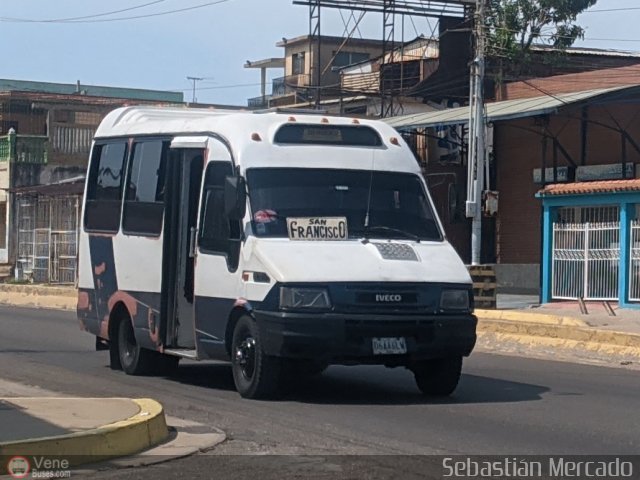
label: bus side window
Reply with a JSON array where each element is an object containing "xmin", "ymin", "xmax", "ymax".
[
  {"xmin": 199, "ymin": 162, "xmax": 241, "ymax": 271},
  {"xmin": 85, "ymin": 142, "xmax": 128, "ymax": 232},
  {"xmin": 122, "ymin": 140, "xmax": 168, "ymax": 236}
]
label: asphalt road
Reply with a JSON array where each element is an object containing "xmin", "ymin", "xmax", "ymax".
[{"xmin": 1, "ymin": 306, "xmax": 639, "ymax": 479}]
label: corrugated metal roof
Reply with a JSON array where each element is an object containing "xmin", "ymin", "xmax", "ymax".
[
  {"xmin": 0, "ymin": 78, "xmax": 183, "ymax": 103},
  {"xmin": 10, "ymin": 175, "xmax": 85, "ymax": 196},
  {"xmin": 383, "ymin": 85, "xmax": 640, "ymax": 130},
  {"xmin": 538, "ymin": 179, "xmax": 640, "ymax": 196},
  {"xmin": 0, "ymin": 90, "xmax": 162, "ymax": 106}
]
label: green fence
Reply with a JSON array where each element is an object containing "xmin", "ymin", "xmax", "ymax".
[{"xmin": 0, "ymin": 133, "xmax": 49, "ymax": 164}]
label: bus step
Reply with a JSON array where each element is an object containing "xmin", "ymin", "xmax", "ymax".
[{"xmin": 163, "ymin": 348, "xmax": 198, "ymax": 359}]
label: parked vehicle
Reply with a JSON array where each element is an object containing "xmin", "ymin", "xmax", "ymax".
[{"xmin": 77, "ymin": 106, "xmax": 476, "ymax": 399}]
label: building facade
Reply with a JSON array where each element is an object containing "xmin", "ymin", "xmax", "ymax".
[
  {"xmin": 246, "ymin": 35, "xmax": 386, "ymax": 110},
  {"xmin": 0, "ymin": 80, "xmax": 184, "ymax": 282},
  {"xmin": 386, "ymin": 82, "xmax": 640, "ymax": 303}
]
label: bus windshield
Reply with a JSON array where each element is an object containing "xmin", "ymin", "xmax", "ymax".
[{"xmin": 246, "ymin": 168, "xmax": 442, "ymax": 241}]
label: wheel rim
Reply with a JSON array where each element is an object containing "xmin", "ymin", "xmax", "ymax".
[{"xmin": 234, "ymin": 330, "xmax": 256, "ymax": 381}]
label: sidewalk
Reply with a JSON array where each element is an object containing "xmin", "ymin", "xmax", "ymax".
[
  {"xmin": 0, "ymin": 397, "xmax": 168, "ymax": 474},
  {"xmin": 0, "ymin": 283, "xmax": 76, "ymax": 311},
  {"xmin": 476, "ymin": 294, "xmax": 640, "ymax": 365},
  {"xmin": 496, "ymin": 293, "xmax": 640, "ymax": 333}
]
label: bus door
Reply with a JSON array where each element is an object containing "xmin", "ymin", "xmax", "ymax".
[
  {"xmin": 192, "ymin": 140, "xmax": 242, "ymax": 359},
  {"xmin": 163, "ymin": 137, "xmax": 207, "ymax": 349}
]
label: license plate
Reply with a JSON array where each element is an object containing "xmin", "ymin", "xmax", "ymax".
[{"xmin": 372, "ymin": 337, "xmax": 407, "ymax": 355}]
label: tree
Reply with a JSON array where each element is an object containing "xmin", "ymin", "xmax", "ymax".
[{"xmin": 486, "ymin": 0, "xmax": 599, "ymax": 78}]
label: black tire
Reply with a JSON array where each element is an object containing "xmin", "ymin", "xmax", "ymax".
[
  {"xmin": 109, "ymin": 339, "xmax": 122, "ymax": 370},
  {"xmin": 412, "ymin": 356, "xmax": 463, "ymax": 397},
  {"xmin": 117, "ymin": 314, "xmax": 156, "ymax": 375},
  {"xmin": 231, "ymin": 315, "xmax": 282, "ymax": 399}
]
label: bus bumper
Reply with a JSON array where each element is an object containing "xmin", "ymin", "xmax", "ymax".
[{"xmin": 253, "ymin": 310, "xmax": 477, "ymax": 364}]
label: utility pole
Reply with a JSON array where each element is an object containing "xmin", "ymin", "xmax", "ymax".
[
  {"xmin": 465, "ymin": 0, "xmax": 487, "ymax": 266},
  {"xmin": 186, "ymin": 76, "xmax": 203, "ymax": 103}
]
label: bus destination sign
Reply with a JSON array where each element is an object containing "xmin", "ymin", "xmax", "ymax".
[{"xmin": 286, "ymin": 217, "xmax": 348, "ymax": 241}]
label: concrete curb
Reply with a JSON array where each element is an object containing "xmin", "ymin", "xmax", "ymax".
[
  {"xmin": 475, "ymin": 308, "xmax": 588, "ymax": 327},
  {"xmin": 0, "ymin": 284, "xmax": 76, "ymax": 311},
  {"xmin": 477, "ymin": 317, "xmax": 640, "ymax": 359},
  {"xmin": 0, "ymin": 398, "xmax": 168, "ymax": 473}
]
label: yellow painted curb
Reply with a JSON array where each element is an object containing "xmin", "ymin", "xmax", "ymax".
[
  {"xmin": 0, "ymin": 398, "xmax": 168, "ymax": 472},
  {"xmin": 477, "ymin": 319, "xmax": 640, "ymax": 358},
  {"xmin": 478, "ymin": 330, "xmax": 640, "ymax": 359},
  {"xmin": 475, "ymin": 309, "xmax": 588, "ymax": 327}
]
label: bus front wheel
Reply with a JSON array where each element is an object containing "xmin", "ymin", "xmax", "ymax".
[
  {"xmin": 231, "ymin": 315, "xmax": 282, "ymax": 399},
  {"xmin": 412, "ymin": 356, "xmax": 462, "ymax": 397},
  {"xmin": 117, "ymin": 314, "xmax": 155, "ymax": 375}
]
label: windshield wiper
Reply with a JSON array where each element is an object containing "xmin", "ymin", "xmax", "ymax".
[{"xmin": 362, "ymin": 225, "xmax": 421, "ymax": 243}]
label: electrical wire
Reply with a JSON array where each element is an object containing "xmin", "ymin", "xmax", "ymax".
[
  {"xmin": 0, "ymin": 0, "xmax": 235, "ymax": 24},
  {"xmin": 0, "ymin": 1, "xmax": 168, "ymax": 23},
  {"xmin": 584, "ymin": 7, "xmax": 640, "ymax": 13},
  {"xmin": 485, "ymin": 25, "xmax": 640, "ymax": 44}
]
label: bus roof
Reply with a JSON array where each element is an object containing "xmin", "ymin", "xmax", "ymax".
[{"xmin": 94, "ymin": 106, "xmax": 421, "ymax": 174}]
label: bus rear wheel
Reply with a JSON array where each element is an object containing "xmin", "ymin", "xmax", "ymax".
[
  {"xmin": 117, "ymin": 314, "xmax": 155, "ymax": 375},
  {"xmin": 231, "ymin": 315, "xmax": 281, "ymax": 399},
  {"xmin": 412, "ymin": 356, "xmax": 462, "ymax": 397}
]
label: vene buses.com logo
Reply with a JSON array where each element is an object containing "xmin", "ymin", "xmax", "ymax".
[{"xmin": 7, "ymin": 456, "xmax": 30, "ymax": 479}]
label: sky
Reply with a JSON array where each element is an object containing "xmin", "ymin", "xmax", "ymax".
[{"xmin": 0, "ymin": 0, "xmax": 638, "ymax": 107}]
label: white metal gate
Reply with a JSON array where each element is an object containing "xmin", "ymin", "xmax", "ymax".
[
  {"xmin": 16, "ymin": 195, "xmax": 79, "ymax": 284},
  {"xmin": 552, "ymin": 206, "xmax": 620, "ymax": 300},
  {"xmin": 631, "ymin": 219, "xmax": 640, "ymax": 302}
]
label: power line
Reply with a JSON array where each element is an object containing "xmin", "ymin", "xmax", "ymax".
[
  {"xmin": 0, "ymin": 0, "xmax": 235, "ymax": 24},
  {"xmin": 584, "ymin": 7, "xmax": 640, "ymax": 13},
  {"xmin": 172, "ymin": 81, "xmax": 264, "ymax": 91},
  {"xmin": 485, "ymin": 25, "xmax": 640, "ymax": 44},
  {"xmin": 0, "ymin": 0, "xmax": 168, "ymax": 23}
]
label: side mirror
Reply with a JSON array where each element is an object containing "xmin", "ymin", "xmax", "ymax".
[{"xmin": 224, "ymin": 175, "xmax": 247, "ymax": 220}]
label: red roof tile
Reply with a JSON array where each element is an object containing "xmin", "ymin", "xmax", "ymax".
[{"xmin": 539, "ymin": 179, "xmax": 640, "ymax": 196}]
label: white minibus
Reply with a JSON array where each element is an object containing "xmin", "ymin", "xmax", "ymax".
[{"xmin": 77, "ymin": 106, "xmax": 476, "ymax": 399}]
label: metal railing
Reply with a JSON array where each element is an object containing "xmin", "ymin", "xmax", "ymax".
[
  {"xmin": 272, "ymin": 74, "xmax": 309, "ymax": 97},
  {"xmin": 51, "ymin": 125, "xmax": 93, "ymax": 156},
  {"xmin": 552, "ymin": 221, "xmax": 620, "ymax": 300},
  {"xmin": 0, "ymin": 133, "xmax": 49, "ymax": 164},
  {"xmin": 247, "ymin": 95, "xmax": 272, "ymax": 109},
  {"xmin": 631, "ymin": 220, "xmax": 640, "ymax": 302},
  {"xmin": 248, "ymin": 74, "xmax": 311, "ymax": 107},
  {"xmin": 0, "ymin": 136, "xmax": 10, "ymax": 161}
]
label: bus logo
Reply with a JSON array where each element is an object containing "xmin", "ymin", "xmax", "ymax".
[
  {"xmin": 375, "ymin": 294, "xmax": 402, "ymax": 302},
  {"xmin": 7, "ymin": 456, "xmax": 30, "ymax": 479}
]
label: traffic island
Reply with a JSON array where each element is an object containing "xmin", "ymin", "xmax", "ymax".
[{"xmin": 0, "ymin": 398, "xmax": 168, "ymax": 475}]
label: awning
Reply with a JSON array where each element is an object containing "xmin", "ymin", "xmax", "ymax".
[
  {"xmin": 9, "ymin": 176, "xmax": 85, "ymax": 196},
  {"xmin": 383, "ymin": 85, "xmax": 640, "ymax": 130},
  {"xmin": 538, "ymin": 178, "xmax": 640, "ymax": 197}
]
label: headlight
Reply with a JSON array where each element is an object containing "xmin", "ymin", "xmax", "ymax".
[
  {"xmin": 440, "ymin": 289, "xmax": 470, "ymax": 311},
  {"xmin": 279, "ymin": 287, "xmax": 332, "ymax": 310}
]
